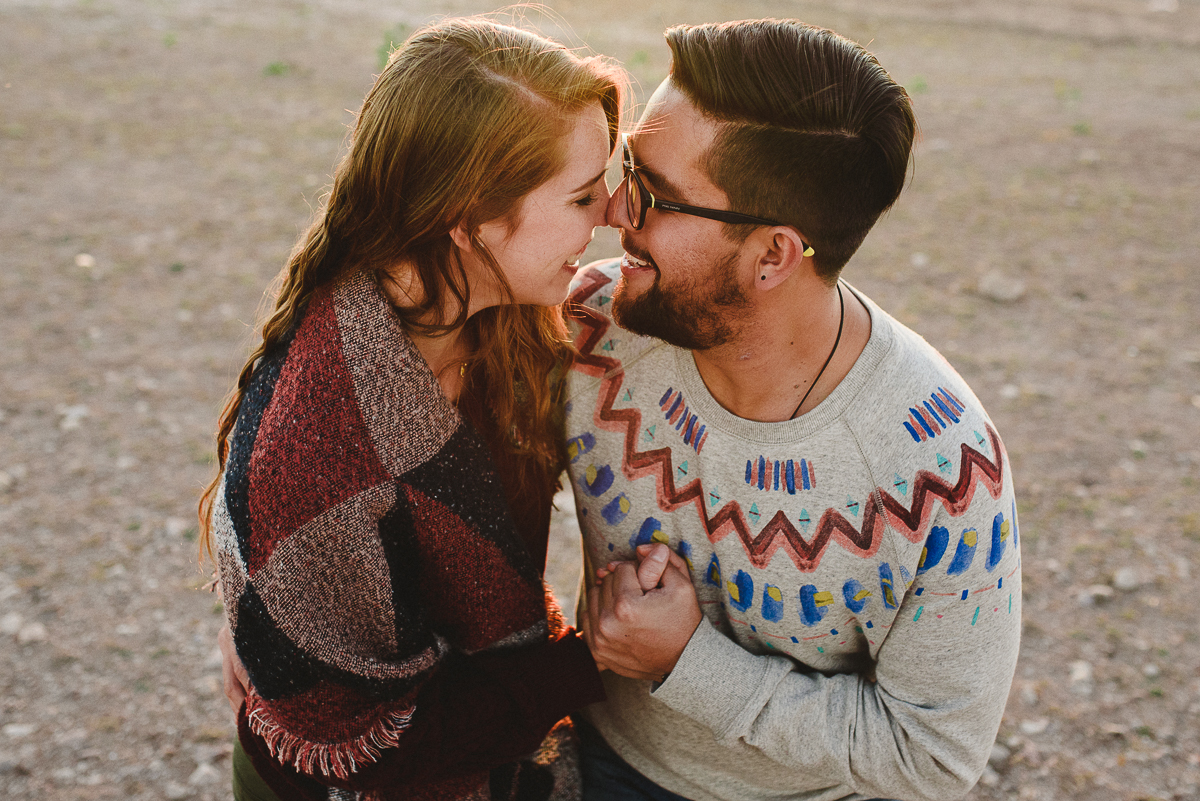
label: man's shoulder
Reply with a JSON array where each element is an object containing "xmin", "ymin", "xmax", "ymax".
[
  {"xmin": 568, "ymin": 257, "xmax": 622, "ymax": 312},
  {"xmin": 843, "ymin": 289, "xmax": 1002, "ymax": 458}
]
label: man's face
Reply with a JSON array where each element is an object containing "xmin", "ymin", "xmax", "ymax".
[{"xmin": 607, "ymin": 79, "xmax": 751, "ymax": 351}]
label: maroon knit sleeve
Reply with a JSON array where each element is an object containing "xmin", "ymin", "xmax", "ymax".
[{"xmin": 240, "ymin": 630, "xmax": 604, "ymax": 796}]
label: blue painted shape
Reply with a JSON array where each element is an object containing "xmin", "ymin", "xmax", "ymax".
[
  {"xmin": 801, "ymin": 459, "xmax": 811, "ymax": 490},
  {"xmin": 683, "ymin": 415, "xmax": 696, "ymax": 442},
  {"xmin": 932, "ymin": 393, "xmax": 958, "ymax": 423},
  {"xmin": 565, "ymin": 432, "xmax": 595, "ymax": 463},
  {"xmin": 786, "ymin": 460, "xmax": 795, "ymax": 494},
  {"xmin": 947, "ymin": 528, "xmax": 979, "ymax": 576},
  {"xmin": 630, "ymin": 517, "xmax": 664, "ymax": 549},
  {"xmin": 678, "ymin": 540, "xmax": 693, "ymax": 573},
  {"xmin": 798, "ymin": 584, "xmax": 830, "ymax": 627},
  {"xmin": 917, "ymin": 525, "xmax": 949, "ymax": 575},
  {"xmin": 987, "ymin": 511, "xmax": 1008, "ymax": 571},
  {"xmin": 757, "ymin": 456, "xmax": 766, "ymax": 490},
  {"xmin": 924, "ymin": 400, "xmax": 946, "ymax": 428},
  {"xmin": 842, "ymin": 579, "xmax": 870, "ymax": 614},
  {"xmin": 666, "ymin": 394, "xmax": 682, "ymax": 419},
  {"xmin": 773, "ymin": 460, "xmax": 780, "ymax": 490},
  {"xmin": 659, "ymin": 387, "xmax": 673, "ymax": 406},
  {"xmin": 941, "ymin": 387, "xmax": 965, "ymax": 413},
  {"xmin": 727, "ymin": 570, "xmax": 754, "ymax": 612},
  {"xmin": 675, "ymin": 408, "xmax": 689, "ymax": 431},
  {"xmin": 904, "ymin": 421, "xmax": 921, "ymax": 442},
  {"xmin": 761, "ymin": 584, "xmax": 784, "ymax": 622},
  {"xmin": 898, "ymin": 564, "xmax": 913, "ymax": 585},
  {"xmin": 797, "ymin": 508, "xmax": 811, "ymax": 533},
  {"xmin": 911, "ymin": 407, "xmax": 936, "ymax": 438},
  {"xmin": 601, "ymin": 493, "xmax": 631, "ymax": 526},
  {"xmin": 579, "ymin": 464, "xmax": 614, "ymax": 497},
  {"xmin": 745, "ymin": 460, "xmax": 753, "ymax": 484},
  {"xmin": 705, "ymin": 554, "xmax": 722, "ymax": 587},
  {"xmin": 879, "ymin": 563, "xmax": 898, "ymax": 609}
]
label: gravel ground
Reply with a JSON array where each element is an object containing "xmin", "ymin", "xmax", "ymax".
[{"xmin": 2, "ymin": 1, "xmax": 1198, "ymax": 799}]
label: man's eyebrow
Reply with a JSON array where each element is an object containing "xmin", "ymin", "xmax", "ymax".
[
  {"xmin": 627, "ymin": 140, "xmax": 688, "ymax": 200},
  {"xmin": 636, "ymin": 162, "xmax": 688, "ymax": 201},
  {"xmin": 569, "ymin": 168, "xmax": 607, "ymax": 195}
]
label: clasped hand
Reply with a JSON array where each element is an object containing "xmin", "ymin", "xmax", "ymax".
[{"xmin": 580, "ymin": 543, "xmax": 703, "ymax": 683}]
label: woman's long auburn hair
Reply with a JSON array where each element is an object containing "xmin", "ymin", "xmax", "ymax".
[{"xmin": 197, "ymin": 17, "xmax": 624, "ymax": 560}]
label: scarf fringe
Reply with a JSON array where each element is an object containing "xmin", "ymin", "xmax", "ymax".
[{"xmin": 246, "ymin": 693, "xmax": 415, "ymax": 780}]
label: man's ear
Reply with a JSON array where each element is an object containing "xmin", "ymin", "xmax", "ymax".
[{"xmin": 754, "ymin": 227, "xmax": 813, "ymax": 291}]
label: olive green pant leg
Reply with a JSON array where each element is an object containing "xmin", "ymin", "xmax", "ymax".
[{"xmin": 232, "ymin": 738, "xmax": 285, "ymax": 801}]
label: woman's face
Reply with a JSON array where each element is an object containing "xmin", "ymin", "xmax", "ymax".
[{"xmin": 472, "ymin": 102, "xmax": 613, "ymax": 308}]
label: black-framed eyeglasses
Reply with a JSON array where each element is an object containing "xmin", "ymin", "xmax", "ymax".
[{"xmin": 620, "ymin": 135, "xmax": 814, "ymax": 257}]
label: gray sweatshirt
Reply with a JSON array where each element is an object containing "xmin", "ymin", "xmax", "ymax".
[{"xmin": 564, "ymin": 261, "xmax": 1021, "ymax": 801}]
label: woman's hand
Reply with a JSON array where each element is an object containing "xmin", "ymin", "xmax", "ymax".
[{"xmin": 217, "ymin": 624, "xmax": 251, "ymax": 715}]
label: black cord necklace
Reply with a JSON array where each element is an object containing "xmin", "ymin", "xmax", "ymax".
[{"xmin": 788, "ymin": 283, "xmax": 845, "ymax": 420}]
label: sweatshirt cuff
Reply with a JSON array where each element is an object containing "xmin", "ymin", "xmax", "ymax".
[{"xmin": 649, "ymin": 618, "xmax": 793, "ymax": 741}]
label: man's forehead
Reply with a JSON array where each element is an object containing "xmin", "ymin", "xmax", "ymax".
[{"xmin": 628, "ymin": 80, "xmax": 719, "ymax": 189}]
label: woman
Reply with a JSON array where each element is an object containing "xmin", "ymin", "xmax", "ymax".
[{"xmin": 198, "ymin": 17, "xmax": 624, "ymax": 801}]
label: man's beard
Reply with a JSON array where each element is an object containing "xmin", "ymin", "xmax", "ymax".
[{"xmin": 611, "ymin": 249, "xmax": 749, "ymax": 351}]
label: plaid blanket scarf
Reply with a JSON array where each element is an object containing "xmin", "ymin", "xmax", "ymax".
[{"xmin": 212, "ymin": 271, "xmax": 603, "ymax": 801}]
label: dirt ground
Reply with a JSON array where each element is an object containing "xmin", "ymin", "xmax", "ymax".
[{"xmin": 1, "ymin": 0, "xmax": 1199, "ymax": 799}]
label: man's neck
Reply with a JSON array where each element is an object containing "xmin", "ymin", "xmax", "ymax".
[{"xmin": 691, "ymin": 281, "xmax": 872, "ymax": 423}]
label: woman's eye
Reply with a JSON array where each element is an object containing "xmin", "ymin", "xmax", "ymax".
[{"xmin": 575, "ymin": 192, "xmax": 599, "ymax": 207}]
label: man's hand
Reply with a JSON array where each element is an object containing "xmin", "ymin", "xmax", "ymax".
[
  {"xmin": 218, "ymin": 624, "xmax": 251, "ymax": 715},
  {"xmin": 582, "ymin": 544, "xmax": 703, "ymax": 682}
]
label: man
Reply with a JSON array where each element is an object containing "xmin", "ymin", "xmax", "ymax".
[{"xmin": 568, "ymin": 19, "xmax": 1020, "ymax": 801}]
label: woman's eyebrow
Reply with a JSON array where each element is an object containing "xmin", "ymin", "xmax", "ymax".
[{"xmin": 569, "ymin": 168, "xmax": 607, "ymax": 194}]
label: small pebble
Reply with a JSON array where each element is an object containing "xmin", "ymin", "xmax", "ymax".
[
  {"xmin": 0, "ymin": 612, "xmax": 22, "ymax": 636},
  {"xmin": 1143, "ymin": 663, "xmax": 1160, "ymax": 679},
  {"xmin": 2, "ymin": 724, "xmax": 35, "ymax": 739},
  {"xmin": 911, "ymin": 252, "xmax": 930, "ymax": 268},
  {"xmin": 164, "ymin": 781, "xmax": 192, "ymax": 800},
  {"xmin": 1020, "ymin": 718, "xmax": 1049, "ymax": 735},
  {"xmin": 188, "ymin": 762, "xmax": 221, "ymax": 785},
  {"xmin": 16, "ymin": 622, "xmax": 47, "ymax": 645},
  {"xmin": 1078, "ymin": 584, "xmax": 1113, "ymax": 606},
  {"xmin": 1113, "ymin": 567, "xmax": 1139, "ymax": 591},
  {"xmin": 74, "ymin": 253, "xmax": 96, "ymax": 269},
  {"xmin": 978, "ymin": 271, "xmax": 1027, "ymax": 303}
]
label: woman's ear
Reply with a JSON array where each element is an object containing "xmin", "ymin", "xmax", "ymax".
[
  {"xmin": 754, "ymin": 227, "xmax": 812, "ymax": 291},
  {"xmin": 449, "ymin": 221, "xmax": 474, "ymax": 252}
]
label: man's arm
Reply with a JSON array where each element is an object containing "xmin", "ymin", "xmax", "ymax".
[{"xmin": 588, "ymin": 529, "xmax": 1021, "ymax": 801}]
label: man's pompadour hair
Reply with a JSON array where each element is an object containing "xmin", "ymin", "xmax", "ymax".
[{"xmin": 665, "ymin": 19, "xmax": 917, "ymax": 282}]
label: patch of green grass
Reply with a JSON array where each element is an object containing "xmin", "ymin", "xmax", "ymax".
[
  {"xmin": 163, "ymin": 32, "xmax": 177, "ymax": 48},
  {"xmin": 906, "ymin": 76, "xmax": 928, "ymax": 94},
  {"xmin": 1150, "ymin": 687, "xmax": 1164, "ymax": 698},
  {"xmin": 263, "ymin": 61, "xmax": 290, "ymax": 77},
  {"xmin": 377, "ymin": 23, "xmax": 411, "ymax": 69},
  {"xmin": 169, "ymin": 262, "xmax": 185, "ymax": 273},
  {"xmin": 1179, "ymin": 512, "xmax": 1199, "ymax": 541},
  {"xmin": 134, "ymin": 678, "xmax": 152, "ymax": 693},
  {"xmin": 151, "ymin": 647, "xmax": 170, "ymax": 659}
]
